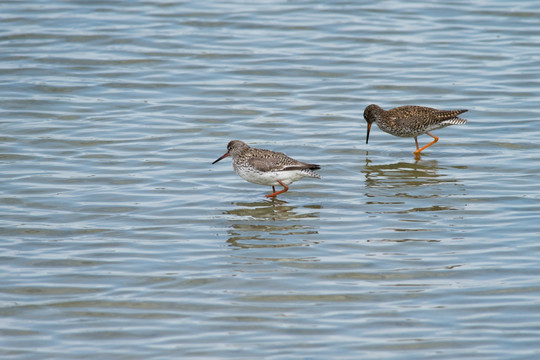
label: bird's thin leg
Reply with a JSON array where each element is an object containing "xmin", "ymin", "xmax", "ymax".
[
  {"xmin": 414, "ymin": 137, "xmax": 420, "ymax": 150},
  {"xmin": 266, "ymin": 180, "xmax": 288, "ymax": 198},
  {"xmin": 414, "ymin": 132, "xmax": 439, "ymax": 156},
  {"xmin": 272, "ymin": 186, "xmax": 276, "ymax": 193}
]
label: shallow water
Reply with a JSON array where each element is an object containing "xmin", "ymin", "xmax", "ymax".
[{"xmin": 2, "ymin": 1, "xmax": 540, "ymax": 359}]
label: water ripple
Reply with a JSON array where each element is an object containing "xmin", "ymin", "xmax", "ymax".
[{"xmin": 2, "ymin": 0, "xmax": 540, "ymax": 359}]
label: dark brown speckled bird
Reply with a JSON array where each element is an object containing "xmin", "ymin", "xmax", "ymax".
[{"xmin": 364, "ymin": 104, "xmax": 468, "ymax": 158}]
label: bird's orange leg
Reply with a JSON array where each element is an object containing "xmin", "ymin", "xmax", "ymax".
[
  {"xmin": 266, "ymin": 180, "xmax": 288, "ymax": 198},
  {"xmin": 414, "ymin": 132, "xmax": 439, "ymax": 158}
]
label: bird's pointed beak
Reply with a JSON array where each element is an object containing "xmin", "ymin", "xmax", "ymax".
[
  {"xmin": 212, "ymin": 152, "xmax": 229, "ymax": 164},
  {"xmin": 366, "ymin": 123, "xmax": 372, "ymax": 144}
]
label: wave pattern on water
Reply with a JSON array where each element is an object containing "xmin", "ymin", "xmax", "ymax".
[{"xmin": 1, "ymin": 0, "xmax": 540, "ymax": 359}]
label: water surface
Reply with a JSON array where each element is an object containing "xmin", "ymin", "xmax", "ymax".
[{"xmin": 1, "ymin": 1, "xmax": 540, "ymax": 359}]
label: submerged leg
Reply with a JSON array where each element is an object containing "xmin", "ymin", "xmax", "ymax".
[
  {"xmin": 413, "ymin": 132, "xmax": 439, "ymax": 157},
  {"xmin": 265, "ymin": 180, "xmax": 289, "ymax": 198}
]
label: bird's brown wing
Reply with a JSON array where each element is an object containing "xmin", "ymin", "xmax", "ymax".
[{"xmin": 247, "ymin": 150, "xmax": 318, "ymax": 172}]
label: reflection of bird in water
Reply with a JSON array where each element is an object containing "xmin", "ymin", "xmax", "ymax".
[
  {"xmin": 363, "ymin": 159, "xmax": 442, "ymax": 189},
  {"xmin": 362, "ymin": 158, "xmax": 466, "ymax": 214},
  {"xmin": 212, "ymin": 140, "xmax": 321, "ymax": 198},
  {"xmin": 225, "ymin": 199, "xmax": 321, "ymax": 221},
  {"xmin": 364, "ymin": 104, "xmax": 468, "ymax": 159},
  {"xmin": 223, "ymin": 200, "xmax": 321, "ymax": 249}
]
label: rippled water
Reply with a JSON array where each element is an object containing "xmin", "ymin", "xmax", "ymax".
[{"xmin": 2, "ymin": 1, "xmax": 540, "ymax": 359}]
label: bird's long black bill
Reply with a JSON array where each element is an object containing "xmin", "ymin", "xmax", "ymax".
[
  {"xmin": 212, "ymin": 152, "xmax": 229, "ymax": 164},
  {"xmin": 366, "ymin": 123, "xmax": 372, "ymax": 144}
]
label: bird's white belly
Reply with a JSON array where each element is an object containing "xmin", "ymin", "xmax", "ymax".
[{"xmin": 234, "ymin": 165, "xmax": 303, "ymax": 186}]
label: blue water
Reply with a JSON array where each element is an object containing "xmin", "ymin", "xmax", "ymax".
[{"xmin": 1, "ymin": 1, "xmax": 540, "ymax": 359}]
